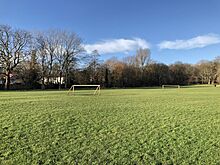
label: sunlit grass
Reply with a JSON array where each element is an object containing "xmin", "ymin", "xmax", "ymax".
[{"xmin": 1, "ymin": 88, "xmax": 220, "ymax": 164}]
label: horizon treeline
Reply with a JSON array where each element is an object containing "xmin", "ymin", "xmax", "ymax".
[{"xmin": 0, "ymin": 24, "xmax": 220, "ymax": 90}]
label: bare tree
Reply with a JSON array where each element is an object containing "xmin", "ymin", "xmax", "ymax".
[
  {"xmin": 123, "ymin": 55, "xmax": 136, "ymax": 66},
  {"xmin": 45, "ymin": 30, "xmax": 59, "ymax": 82},
  {"xmin": 0, "ymin": 25, "xmax": 31, "ymax": 89},
  {"xmin": 86, "ymin": 50, "xmax": 101, "ymax": 83},
  {"xmin": 135, "ymin": 48, "xmax": 151, "ymax": 69},
  {"xmin": 15, "ymin": 50, "xmax": 41, "ymax": 89},
  {"xmin": 135, "ymin": 48, "xmax": 151, "ymax": 85},
  {"xmin": 196, "ymin": 60, "xmax": 218, "ymax": 84},
  {"xmin": 54, "ymin": 30, "xmax": 84, "ymax": 89},
  {"xmin": 35, "ymin": 33, "xmax": 48, "ymax": 89}
]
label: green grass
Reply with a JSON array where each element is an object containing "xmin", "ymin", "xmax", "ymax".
[{"xmin": 1, "ymin": 87, "xmax": 220, "ymax": 164}]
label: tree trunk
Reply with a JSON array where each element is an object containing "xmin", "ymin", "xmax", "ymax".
[
  {"xmin": 105, "ymin": 68, "xmax": 109, "ymax": 87},
  {"xmin": 208, "ymin": 78, "xmax": 211, "ymax": 85},
  {"xmin": 59, "ymin": 71, "xmax": 62, "ymax": 90},
  {"xmin": 211, "ymin": 79, "xmax": 215, "ymax": 85},
  {"xmin": 41, "ymin": 76, "xmax": 45, "ymax": 89},
  {"xmin": 64, "ymin": 70, "xmax": 69, "ymax": 89},
  {"xmin": 4, "ymin": 71, "xmax": 10, "ymax": 90}
]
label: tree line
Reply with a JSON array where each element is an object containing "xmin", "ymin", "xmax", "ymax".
[{"xmin": 0, "ymin": 24, "xmax": 220, "ymax": 90}]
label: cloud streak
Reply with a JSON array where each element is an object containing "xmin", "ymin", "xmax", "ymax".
[
  {"xmin": 84, "ymin": 38, "xmax": 150, "ymax": 54},
  {"xmin": 158, "ymin": 34, "xmax": 220, "ymax": 50}
]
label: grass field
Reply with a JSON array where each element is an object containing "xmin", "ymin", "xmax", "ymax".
[{"xmin": 1, "ymin": 87, "xmax": 220, "ymax": 164}]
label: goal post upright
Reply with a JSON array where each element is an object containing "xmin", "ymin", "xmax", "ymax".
[
  {"xmin": 68, "ymin": 85, "xmax": 74, "ymax": 95},
  {"xmin": 93, "ymin": 85, "xmax": 101, "ymax": 95}
]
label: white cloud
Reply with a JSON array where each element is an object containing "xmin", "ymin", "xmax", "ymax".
[
  {"xmin": 158, "ymin": 34, "xmax": 220, "ymax": 50},
  {"xmin": 84, "ymin": 38, "xmax": 150, "ymax": 54}
]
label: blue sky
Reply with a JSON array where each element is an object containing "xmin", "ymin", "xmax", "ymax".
[{"xmin": 1, "ymin": 0, "xmax": 220, "ymax": 64}]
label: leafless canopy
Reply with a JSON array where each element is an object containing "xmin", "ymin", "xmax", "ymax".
[{"xmin": 0, "ymin": 25, "xmax": 31, "ymax": 89}]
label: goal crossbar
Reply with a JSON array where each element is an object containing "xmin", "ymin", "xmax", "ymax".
[
  {"xmin": 68, "ymin": 85, "xmax": 101, "ymax": 95},
  {"xmin": 162, "ymin": 85, "xmax": 180, "ymax": 89}
]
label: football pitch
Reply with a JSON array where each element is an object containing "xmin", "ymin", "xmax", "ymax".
[{"xmin": 0, "ymin": 87, "xmax": 220, "ymax": 164}]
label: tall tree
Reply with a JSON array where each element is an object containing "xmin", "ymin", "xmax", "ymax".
[
  {"xmin": 169, "ymin": 62, "xmax": 191, "ymax": 85},
  {"xmin": 86, "ymin": 50, "xmax": 101, "ymax": 84},
  {"xmin": 135, "ymin": 48, "xmax": 151, "ymax": 86},
  {"xmin": 35, "ymin": 33, "xmax": 48, "ymax": 89},
  {"xmin": 45, "ymin": 30, "xmax": 59, "ymax": 83},
  {"xmin": 0, "ymin": 25, "xmax": 31, "ymax": 89},
  {"xmin": 16, "ymin": 50, "xmax": 40, "ymax": 89},
  {"xmin": 54, "ymin": 31, "xmax": 84, "ymax": 89},
  {"xmin": 196, "ymin": 60, "xmax": 218, "ymax": 84},
  {"xmin": 135, "ymin": 48, "xmax": 151, "ymax": 70}
]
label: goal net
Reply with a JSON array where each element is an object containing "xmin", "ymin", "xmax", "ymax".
[
  {"xmin": 162, "ymin": 85, "xmax": 180, "ymax": 89},
  {"xmin": 68, "ymin": 85, "xmax": 101, "ymax": 95}
]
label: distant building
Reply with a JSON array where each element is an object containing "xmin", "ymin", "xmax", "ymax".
[
  {"xmin": 0, "ymin": 73, "xmax": 24, "ymax": 86},
  {"xmin": 10, "ymin": 74, "xmax": 24, "ymax": 85},
  {"xmin": 44, "ymin": 77, "xmax": 65, "ymax": 84}
]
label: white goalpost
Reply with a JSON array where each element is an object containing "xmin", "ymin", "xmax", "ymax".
[
  {"xmin": 162, "ymin": 85, "xmax": 180, "ymax": 89},
  {"xmin": 68, "ymin": 85, "xmax": 101, "ymax": 95}
]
